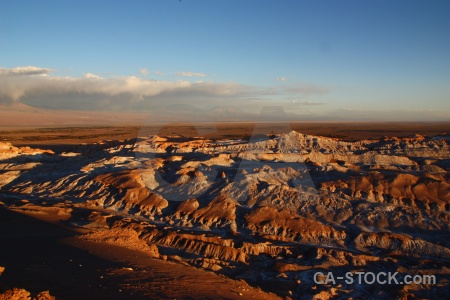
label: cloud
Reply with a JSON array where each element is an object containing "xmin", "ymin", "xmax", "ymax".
[
  {"xmin": 140, "ymin": 68, "xmax": 149, "ymax": 75},
  {"xmin": 154, "ymin": 70, "xmax": 163, "ymax": 76},
  {"xmin": 175, "ymin": 71, "xmax": 207, "ymax": 77},
  {"xmin": 84, "ymin": 73, "xmax": 102, "ymax": 79},
  {"xmin": 286, "ymin": 84, "xmax": 330, "ymax": 96},
  {"xmin": 297, "ymin": 100, "xmax": 327, "ymax": 105},
  {"xmin": 0, "ymin": 66, "xmax": 333, "ymax": 121},
  {"xmin": 276, "ymin": 77, "xmax": 288, "ymax": 81},
  {"xmin": 0, "ymin": 66, "xmax": 254, "ymax": 108},
  {"xmin": 0, "ymin": 66, "xmax": 51, "ymax": 76}
]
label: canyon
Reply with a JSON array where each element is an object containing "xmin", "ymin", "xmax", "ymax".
[{"xmin": 0, "ymin": 126, "xmax": 449, "ymax": 299}]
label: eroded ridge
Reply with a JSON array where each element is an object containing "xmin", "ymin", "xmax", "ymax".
[{"xmin": 1, "ymin": 131, "xmax": 449, "ymax": 299}]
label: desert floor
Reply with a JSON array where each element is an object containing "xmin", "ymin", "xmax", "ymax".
[
  {"xmin": 2, "ymin": 122, "xmax": 450, "ymax": 147},
  {"xmin": 1, "ymin": 122, "xmax": 449, "ymax": 299}
]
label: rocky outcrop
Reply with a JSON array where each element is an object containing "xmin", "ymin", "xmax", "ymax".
[
  {"xmin": 81, "ymin": 227, "xmax": 160, "ymax": 257},
  {"xmin": 245, "ymin": 205, "xmax": 345, "ymax": 246},
  {"xmin": 0, "ymin": 142, "xmax": 54, "ymax": 162},
  {"xmin": 94, "ymin": 170, "xmax": 169, "ymax": 216},
  {"xmin": 354, "ymin": 232, "xmax": 450, "ymax": 260},
  {"xmin": 0, "ymin": 289, "xmax": 55, "ymax": 300},
  {"xmin": 1, "ymin": 130, "xmax": 449, "ymax": 299},
  {"xmin": 191, "ymin": 195, "xmax": 237, "ymax": 228},
  {"xmin": 320, "ymin": 172, "xmax": 450, "ymax": 211}
]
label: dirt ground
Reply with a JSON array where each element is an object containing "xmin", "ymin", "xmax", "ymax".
[
  {"xmin": 1, "ymin": 122, "xmax": 450, "ymax": 299},
  {"xmin": 0, "ymin": 203, "xmax": 280, "ymax": 300},
  {"xmin": 1, "ymin": 122, "xmax": 449, "ymax": 149}
]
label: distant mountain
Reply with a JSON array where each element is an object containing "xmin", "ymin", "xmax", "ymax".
[
  {"xmin": 0, "ymin": 102, "xmax": 147, "ymax": 127},
  {"xmin": 0, "ymin": 102, "xmax": 44, "ymax": 111}
]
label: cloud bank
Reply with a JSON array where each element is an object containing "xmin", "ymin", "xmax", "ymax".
[
  {"xmin": 0, "ymin": 66, "xmax": 51, "ymax": 76},
  {"xmin": 297, "ymin": 100, "xmax": 327, "ymax": 106},
  {"xmin": 0, "ymin": 66, "xmax": 330, "ymax": 112},
  {"xmin": 0, "ymin": 66, "xmax": 447, "ymax": 121},
  {"xmin": 0, "ymin": 66, "xmax": 259, "ymax": 110},
  {"xmin": 175, "ymin": 71, "xmax": 207, "ymax": 77}
]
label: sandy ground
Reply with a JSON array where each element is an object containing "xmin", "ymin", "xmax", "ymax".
[
  {"xmin": 1, "ymin": 123, "xmax": 449, "ymax": 299},
  {"xmin": 0, "ymin": 205, "xmax": 132, "ymax": 299},
  {"xmin": 1, "ymin": 122, "xmax": 450, "ymax": 149},
  {"xmin": 0, "ymin": 203, "xmax": 281, "ymax": 300}
]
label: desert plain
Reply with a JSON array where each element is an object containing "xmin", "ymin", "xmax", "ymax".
[{"xmin": 0, "ymin": 122, "xmax": 449, "ymax": 299}]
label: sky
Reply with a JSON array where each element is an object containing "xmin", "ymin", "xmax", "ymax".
[{"xmin": 0, "ymin": 0, "xmax": 449, "ymax": 121}]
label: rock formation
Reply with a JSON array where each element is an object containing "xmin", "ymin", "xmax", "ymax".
[{"xmin": 1, "ymin": 130, "xmax": 448, "ymax": 299}]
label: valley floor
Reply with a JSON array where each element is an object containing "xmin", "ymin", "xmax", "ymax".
[
  {"xmin": 0, "ymin": 203, "xmax": 280, "ymax": 300},
  {"xmin": 1, "ymin": 123, "xmax": 449, "ymax": 299}
]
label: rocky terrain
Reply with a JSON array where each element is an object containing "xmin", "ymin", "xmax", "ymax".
[
  {"xmin": 0, "ymin": 129, "xmax": 449, "ymax": 299},
  {"xmin": 0, "ymin": 266, "xmax": 55, "ymax": 300}
]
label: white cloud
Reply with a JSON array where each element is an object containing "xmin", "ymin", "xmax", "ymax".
[
  {"xmin": 0, "ymin": 66, "xmax": 252, "ymax": 107},
  {"xmin": 0, "ymin": 66, "xmax": 51, "ymax": 76},
  {"xmin": 0, "ymin": 66, "xmax": 332, "ymax": 119},
  {"xmin": 286, "ymin": 84, "xmax": 330, "ymax": 95},
  {"xmin": 298, "ymin": 100, "xmax": 327, "ymax": 105},
  {"xmin": 276, "ymin": 77, "xmax": 288, "ymax": 81},
  {"xmin": 154, "ymin": 70, "xmax": 164, "ymax": 76},
  {"xmin": 175, "ymin": 71, "xmax": 207, "ymax": 77},
  {"xmin": 140, "ymin": 68, "xmax": 149, "ymax": 75},
  {"xmin": 84, "ymin": 73, "xmax": 102, "ymax": 79}
]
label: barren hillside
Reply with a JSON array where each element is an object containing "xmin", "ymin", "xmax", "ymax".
[{"xmin": 1, "ymin": 129, "xmax": 449, "ymax": 299}]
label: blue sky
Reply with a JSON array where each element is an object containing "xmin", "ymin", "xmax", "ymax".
[{"xmin": 0, "ymin": 0, "xmax": 449, "ymax": 120}]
